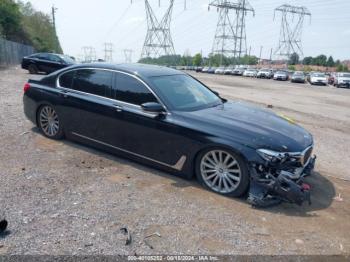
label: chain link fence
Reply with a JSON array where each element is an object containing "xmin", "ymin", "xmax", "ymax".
[{"xmin": 0, "ymin": 37, "xmax": 35, "ymax": 67}]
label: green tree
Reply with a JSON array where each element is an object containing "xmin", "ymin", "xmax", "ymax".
[
  {"xmin": 312, "ymin": 55, "xmax": 327, "ymax": 66},
  {"xmin": 303, "ymin": 56, "xmax": 313, "ymax": 65},
  {"xmin": 192, "ymin": 53, "xmax": 202, "ymax": 66},
  {"xmin": 0, "ymin": 0, "xmax": 29, "ymax": 42},
  {"xmin": 336, "ymin": 64, "xmax": 344, "ymax": 72},
  {"xmin": 327, "ymin": 56, "xmax": 335, "ymax": 67},
  {"xmin": 289, "ymin": 52, "xmax": 299, "ymax": 65}
]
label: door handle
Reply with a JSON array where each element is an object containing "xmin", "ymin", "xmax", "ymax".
[
  {"xmin": 113, "ymin": 104, "xmax": 123, "ymax": 112},
  {"xmin": 59, "ymin": 90, "xmax": 69, "ymax": 98}
]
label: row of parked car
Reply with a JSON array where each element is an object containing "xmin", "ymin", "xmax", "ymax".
[{"xmin": 186, "ymin": 66, "xmax": 350, "ymax": 88}]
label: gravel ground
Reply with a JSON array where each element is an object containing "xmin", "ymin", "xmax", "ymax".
[{"xmin": 0, "ymin": 67, "xmax": 349, "ymax": 255}]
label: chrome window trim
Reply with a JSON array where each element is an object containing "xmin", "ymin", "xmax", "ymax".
[
  {"xmin": 56, "ymin": 67, "xmax": 170, "ymax": 114},
  {"xmin": 71, "ymin": 132, "xmax": 187, "ymax": 171}
]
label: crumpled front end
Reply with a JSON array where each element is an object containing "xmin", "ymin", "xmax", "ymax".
[{"xmin": 247, "ymin": 146, "xmax": 317, "ymax": 207}]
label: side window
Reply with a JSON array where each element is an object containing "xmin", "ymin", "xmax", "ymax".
[
  {"xmin": 72, "ymin": 69, "xmax": 112, "ymax": 97},
  {"xmin": 37, "ymin": 53, "xmax": 49, "ymax": 60},
  {"xmin": 48, "ymin": 54, "xmax": 62, "ymax": 63},
  {"xmin": 115, "ymin": 73, "xmax": 157, "ymax": 105},
  {"xmin": 59, "ymin": 71, "xmax": 75, "ymax": 89}
]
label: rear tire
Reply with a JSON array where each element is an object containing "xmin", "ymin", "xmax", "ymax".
[
  {"xmin": 37, "ymin": 105, "xmax": 64, "ymax": 140},
  {"xmin": 195, "ymin": 148, "xmax": 250, "ymax": 197},
  {"xmin": 28, "ymin": 64, "xmax": 38, "ymax": 74}
]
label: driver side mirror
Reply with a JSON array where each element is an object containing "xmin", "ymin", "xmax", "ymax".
[{"xmin": 141, "ymin": 102, "xmax": 165, "ymax": 114}]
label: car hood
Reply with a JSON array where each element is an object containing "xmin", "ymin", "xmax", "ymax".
[
  {"xmin": 178, "ymin": 101, "xmax": 313, "ymax": 152},
  {"xmin": 311, "ymin": 76, "xmax": 327, "ymax": 81}
]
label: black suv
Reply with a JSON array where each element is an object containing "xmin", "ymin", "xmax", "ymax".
[{"xmin": 22, "ymin": 53, "xmax": 75, "ymax": 74}]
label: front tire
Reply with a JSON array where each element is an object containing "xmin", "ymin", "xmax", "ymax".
[
  {"xmin": 38, "ymin": 105, "xmax": 64, "ymax": 139},
  {"xmin": 196, "ymin": 148, "xmax": 250, "ymax": 197}
]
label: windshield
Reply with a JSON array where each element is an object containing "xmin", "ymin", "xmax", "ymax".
[
  {"xmin": 58, "ymin": 55, "xmax": 76, "ymax": 64},
  {"xmin": 339, "ymin": 73, "xmax": 350, "ymax": 78},
  {"xmin": 294, "ymin": 72, "xmax": 304, "ymax": 76},
  {"xmin": 313, "ymin": 73, "xmax": 325, "ymax": 77},
  {"xmin": 276, "ymin": 71, "xmax": 286, "ymax": 75},
  {"xmin": 149, "ymin": 74, "xmax": 222, "ymax": 111}
]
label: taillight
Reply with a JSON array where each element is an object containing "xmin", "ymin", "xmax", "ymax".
[{"xmin": 24, "ymin": 83, "xmax": 30, "ymax": 93}]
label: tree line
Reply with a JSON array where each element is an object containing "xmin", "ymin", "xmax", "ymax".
[
  {"xmin": 139, "ymin": 53, "xmax": 259, "ymax": 67},
  {"xmin": 0, "ymin": 0, "xmax": 62, "ymax": 53},
  {"xmin": 289, "ymin": 52, "xmax": 348, "ymax": 71}
]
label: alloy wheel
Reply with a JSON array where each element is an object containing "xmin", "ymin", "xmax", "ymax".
[
  {"xmin": 39, "ymin": 106, "xmax": 60, "ymax": 137},
  {"xmin": 200, "ymin": 150, "xmax": 242, "ymax": 194}
]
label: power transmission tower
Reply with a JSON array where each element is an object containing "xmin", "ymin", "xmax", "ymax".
[
  {"xmin": 123, "ymin": 49, "xmax": 133, "ymax": 63},
  {"xmin": 140, "ymin": 0, "xmax": 176, "ymax": 58},
  {"xmin": 209, "ymin": 0, "xmax": 254, "ymax": 65},
  {"xmin": 274, "ymin": 4, "xmax": 311, "ymax": 60},
  {"xmin": 104, "ymin": 43, "xmax": 113, "ymax": 62},
  {"xmin": 82, "ymin": 47, "xmax": 96, "ymax": 63}
]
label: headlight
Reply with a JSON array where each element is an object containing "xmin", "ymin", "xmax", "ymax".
[{"xmin": 257, "ymin": 149, "xmax": 286, "ymax": 162}]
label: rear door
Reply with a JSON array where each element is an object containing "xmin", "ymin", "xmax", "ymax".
[
  {"xmin": 47, "ymin": 54, "xmax": 65, "ymax": 72},
  {"xmin": 57, "ymin": 68, "xmax": 117, "ymax": 139}
]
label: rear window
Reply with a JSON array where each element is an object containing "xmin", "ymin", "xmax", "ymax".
[
  {"xmin": 59, "ymin": 71, "xmax": 75, "ymax": 89},
  {"xmin": 72, "ymin": 69, "xmax": 113, "ymax": 98}
]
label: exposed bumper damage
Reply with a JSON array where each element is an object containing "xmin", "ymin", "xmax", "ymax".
[{"xmin": 247, "ymin": 147, "xmax": 317, "ymax": 208}]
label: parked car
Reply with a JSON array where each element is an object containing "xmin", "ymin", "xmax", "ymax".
[
  {"xmin": 273, "ymin": 71, "xmax": 289, "ymax": 81},
  {"xmin": 224, "ymin": 67, "xmax": 235, "ymax": 75},
  {"xmin": 232, "ymin": 67, "xmax": 246, "ymax": 76},
  {"xmin": 334, "ymin": 72, "xmax": 350, "ymax": 88},
  {"xmin": 195, "ymin": 67, "xmax": 203, "ymax": 72},
  {"xmin": 202, "ymin": 67, "xmax": 210, "ymax": 73},
  {"xmin": 309, "ymin": 72, "xmax": 327, "ymax": 85},
  {"xmin": 243, "ymin": 69, "xmax": 258, "ymax": 77},
  {"xmin": 257, "ymin": 69, "xmax": 273, "ymax": 79},
  {"xmin": 22, "ymin": 53, "xmax": 76, "ymax": 74},
  {"xmin": 215, "ymin": 67, "xmax": 226, "ymax": 74},
  {"xmin": 207, "ymin": 67, "xmax": 217, "ymax": 74},
  {"xmin": 291, "ymin": 71, "xmax": 306, "ymax": 83},
  {"xmin": 23, "ymin": 63, "xmax": 316, "ymax": 207}
]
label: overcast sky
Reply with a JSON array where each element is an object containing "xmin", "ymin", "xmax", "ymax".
[{"xmin": 28, "ymin": 0, "xmax": 350, "ymax": 62}]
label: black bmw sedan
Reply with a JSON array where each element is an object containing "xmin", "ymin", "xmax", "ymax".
[{"xmin": 23, "ymin": 63, "xmax": 316, "ymax": 207}]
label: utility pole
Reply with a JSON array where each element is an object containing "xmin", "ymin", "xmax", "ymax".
[
  {"xmin": 274, "ymin": 4, "xmax": 311, "ymax": 61},
  {"xmin": 123, "ymin": 49, "xmax": 133, "ymax": 63},
  {"xmin": 269, "ymin": 48, "xmax": 273, "ymax": 65},
  {"xmin": 209, "ymin": 0, "xmax": 255, "ymax": 66},
  {"xmin": 51, "ymin": 5, "xmax": 58, "ymax": 35},
  {"xmin": 103, "ymin": 43, "xmax": 113, "ymax": 62},
  {"xmin": 259, "ymin": 45, "xmax": 263, "ymax": 64}
]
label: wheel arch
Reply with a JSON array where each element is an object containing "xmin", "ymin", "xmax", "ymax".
[{"xmin": 190, "ymin": 142, "xmax": 252, "ymax": 179}]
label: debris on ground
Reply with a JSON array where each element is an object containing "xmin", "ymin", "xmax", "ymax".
[
  {"xmin": 333, "ymin": 194, "xmax": 344, "ymax": 202},
  {"xmin": 0, "ymin": 220, "xmax": 8, "ymax": 233},
  {"xmin": 295, "ymin": 239, "xmax": 304, "ymax": 245},
  {"xmin": 144, "ymin": 232, "xmax": 161, "ymax": 250},
  {"xmin": 120, "ymin": 227, "xmax": 132, "ymax": 246},
  {"xmin": 144, "ymin": 232, "xmax": 161, "ymax": 239}
]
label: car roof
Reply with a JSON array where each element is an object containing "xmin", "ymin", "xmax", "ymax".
[{"xmin": 67, "ymin": 63, "xmax": 184, "ymax": 78}]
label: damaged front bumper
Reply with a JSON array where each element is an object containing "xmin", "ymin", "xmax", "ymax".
[{"xmin": 247, "ymin": 152, "xmax": 317, "ymax": 208}]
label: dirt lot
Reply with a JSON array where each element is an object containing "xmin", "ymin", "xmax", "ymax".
[{"xmin": 0, "ymin": 67, "xmax": 350, "ymax": 255}]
